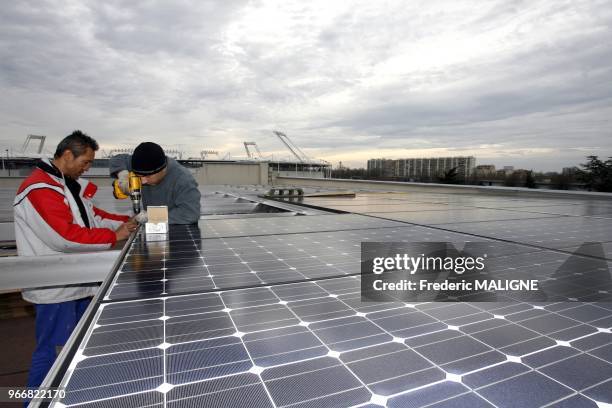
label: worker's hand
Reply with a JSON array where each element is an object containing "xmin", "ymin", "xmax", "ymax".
[
  {"xmin": 117, "ymin": 170, "xmax": 130, "ymax": 194},
  {"xmin": 134, "ymin": 210, "xmax": 148, "ymax": 224},
  {"xmin": 115, "ymin": 223, "xmax": 131, "ymax": 241},
  {"xmin": 125, "ymin": 218, "xmax": 139, "ymax": 231},
  {"xmin": 115, "ymin": 220, "xmax": 138, "ymax": 241}
]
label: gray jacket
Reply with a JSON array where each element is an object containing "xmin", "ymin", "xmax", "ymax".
[{"xmin": 110, "ymin": 155, "xmax": 201, "ymax": 224}]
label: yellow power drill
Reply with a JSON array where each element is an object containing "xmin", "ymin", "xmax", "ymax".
[{"xmin": 113, "ymin": 171, "xmax": 142, "ymax": 214}]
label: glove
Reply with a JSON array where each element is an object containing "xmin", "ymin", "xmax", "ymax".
[
  {"xmin": 117, "ymin": 170, "xmax": 130, "ymax": 195},
  {"xmin": 135, "ymin": 210, "xmax": 148, "ymax": 224}
]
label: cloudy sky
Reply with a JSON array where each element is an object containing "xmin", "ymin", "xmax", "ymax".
[{"xmin": 1, "ymin": 0, "xmax": 611, "ymax": 171}]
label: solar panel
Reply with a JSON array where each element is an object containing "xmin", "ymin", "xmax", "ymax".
[
  {"xmin": 40, "ymin": 192, "xmax": 612, "ymax": 408},
  {"xmin": 47, "ymin": 274, "xmax": 612, "ymax": 407},
  {"xmin": 198, "ymin": 214, "xmax": 405, "ymax": 238},
  {"xmin": 439, "ymin": 217, "xmax": 612, "ymax": 251},
  {"xmin": 109, "ymin": 221, "xmax": 585, "ymax": 302},
  {"xmin": 106, "ymin": 216, "xmax": 425, "ymax": 302},
  {"xmin": 301, "ymin": 194, "xmax": 612, "ymax": 255}
]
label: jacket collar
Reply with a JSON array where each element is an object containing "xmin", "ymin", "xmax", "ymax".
[
  {"xmin": 37, "ymin": 157, "xmax": 63, "ymax": 179},
  {"xmin": 36, "ymin": 157, "xmax": 97, "ymax": 198}
]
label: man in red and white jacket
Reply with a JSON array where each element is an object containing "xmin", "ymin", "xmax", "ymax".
[{"xmin": 13, "ymin": 130, "xmax": 137, "ymax": 391}]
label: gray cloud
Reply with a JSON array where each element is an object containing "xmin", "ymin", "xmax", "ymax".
[{"xmin": 1, "ymin": 0, "xmax": 611, "ymax": 170}]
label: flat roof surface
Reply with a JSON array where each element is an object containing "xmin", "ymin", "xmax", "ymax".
[{"xmin": 33, "ymin": 185, "xmax": 612, "ymax": 407}]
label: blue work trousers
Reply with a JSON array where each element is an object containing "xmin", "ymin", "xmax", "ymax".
[{"xmin": 26, "ymin": 298, "xmax": 90, "ymax": 390}]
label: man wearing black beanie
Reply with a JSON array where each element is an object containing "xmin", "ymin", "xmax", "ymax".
[{"xmin": 110, "ymin": 142, "xmax": 201, "ymax": 224}]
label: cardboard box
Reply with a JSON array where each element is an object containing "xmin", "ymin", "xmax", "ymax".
[{"xmin": 145, "ymin": 206, "xmax": 168, "ymax": 234}]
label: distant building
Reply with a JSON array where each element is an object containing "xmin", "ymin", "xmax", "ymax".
[
  {"xmin": 475, "ymin": 164, "xmax": 496, "ymax": 177},
  {"xmin": 398, "ymin": 156, "xmax": 475, "ymax": 180},
  {"xmin": 512, "ymin": 169, "xmax": 530, "ymax": 177},
  {"xmin": 562, "ymin": 167, "xmax": 577, "ymax": 176},
  {"xmin": 368, "ymin": 156, "xmax": 476, "ymax": 180},
  {"xmin": 367, "ymin": 158, "xmax": 396, "ymax": 177},
  {"xmin": 502, "ymin": 166, "xmax": 514, "ymax": 175}
]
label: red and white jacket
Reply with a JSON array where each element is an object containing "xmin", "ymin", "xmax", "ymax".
[{"xmin": 14, "ymin": 158, "xmax": 130, "ymax": 304}]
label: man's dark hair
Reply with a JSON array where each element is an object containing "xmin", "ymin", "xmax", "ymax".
[{"xmin": 54, "ymin": 130, "xmax": 99, "ymax": 159}]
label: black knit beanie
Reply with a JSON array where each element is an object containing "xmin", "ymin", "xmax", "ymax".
[{"xmin": 131, "ymin": 142, "xmax": 167, "ymax": 175}]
